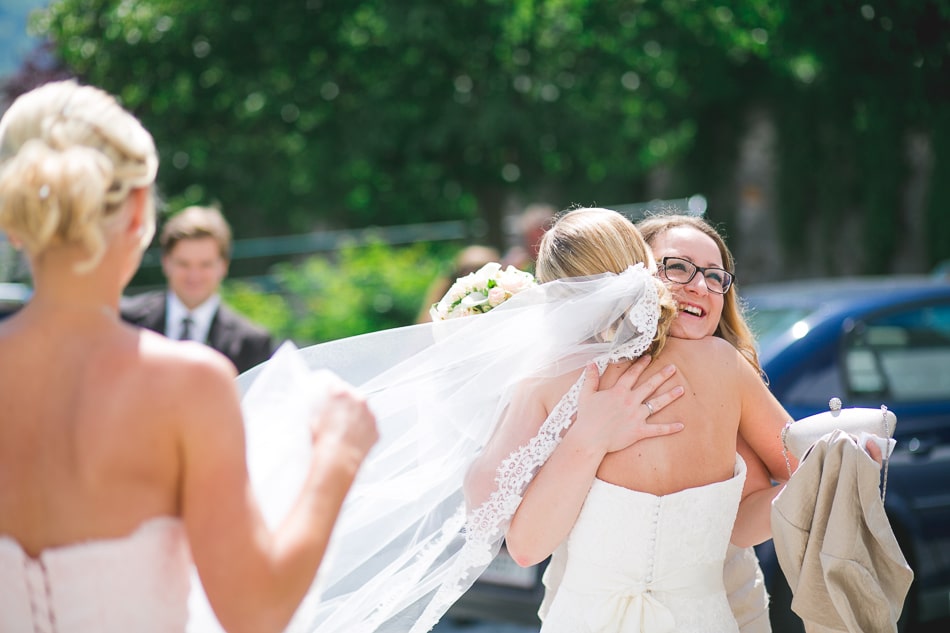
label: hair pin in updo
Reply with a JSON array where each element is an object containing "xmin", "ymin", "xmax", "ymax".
[{"xmin": 38, "ymin": 184, "xmax": 50, "ymax": 200}]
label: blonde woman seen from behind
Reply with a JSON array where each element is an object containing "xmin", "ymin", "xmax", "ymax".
[{"xmin": 0, "ymin": 81, "xmax": 378, "ymax": 633}]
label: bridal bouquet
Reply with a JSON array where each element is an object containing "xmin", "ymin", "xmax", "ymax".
[{"xmin": 430, "ymin": 262, "xmax": 537, "ymax": 320}]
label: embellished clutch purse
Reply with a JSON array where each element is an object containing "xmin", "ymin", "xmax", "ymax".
[{"xmin": 782, "ymin": 398, "xmax": 897, "ymax": 497}]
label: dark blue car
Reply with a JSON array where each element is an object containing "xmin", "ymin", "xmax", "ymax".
[{"xmin": 743, "ymin": 275, "xmax": 950, "ymax": 632}]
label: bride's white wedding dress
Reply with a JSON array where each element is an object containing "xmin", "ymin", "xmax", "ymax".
[
  {"xmin": 0, "ymin": 517, "xmax": 191, "ymax": 632},
  {"xmin": 541, "ymin": 457, "xmax": 747, "ymax": 633}
]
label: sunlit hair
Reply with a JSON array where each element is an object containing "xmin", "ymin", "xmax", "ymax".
[
  {"xmin": 637, "ymin": 214, "xmax": 762, "ymax": 376},
  {"xmin": 537, "ymin": 207, "xmax": 676, "ymax": 357},
  {"xmin": 160, "ymin": 205, "xmax": 233, "ymax": 261},
  {"xmin": 0, "ymin": 80, "xmax": 157, "ymax": 273}
]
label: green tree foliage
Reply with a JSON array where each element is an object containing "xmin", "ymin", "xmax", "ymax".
[
  {"xmin": 31, "ymin": 1, "xmax": 772, "ymax": 237},
  {"xmin": 29, "ymin": 0, "xmax": 950, "ymax": 272},
  {"xmin": 766, "ymin": 0, "xmax": 950, "ymax": 269}
]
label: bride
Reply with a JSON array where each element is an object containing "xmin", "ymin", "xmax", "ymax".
[
  {"xmin": 470, "ymin": 208, "xmax": 791, "ymax": 632},
  {"xmin": 227, "ymin": 208, "xmax": 792, "ymax": 633}
]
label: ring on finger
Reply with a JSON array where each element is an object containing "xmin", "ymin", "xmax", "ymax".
[{"xmin": 644, "ymin": 401, "xmax": 655, "ymax": 417}]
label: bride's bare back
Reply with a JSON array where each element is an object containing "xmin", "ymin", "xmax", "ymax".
[{"xmin": 596, "ymin": 336, "xmax": 748, "ymax": 496}]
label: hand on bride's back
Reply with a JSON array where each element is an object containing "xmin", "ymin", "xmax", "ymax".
[
  {"xmin": 574, "ymin": 355, "xmax": 685, "ymax": 454},
  {"xmin": 310, "ymin": 375, "xmax": 379, "ymax": 463}
]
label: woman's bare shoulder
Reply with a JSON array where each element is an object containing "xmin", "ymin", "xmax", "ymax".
[
  {"xmin": 136, "ymin": 327, "xmax": 232, "ymax": 368},
  {"xmin": 662, "ymin": 335, "xmax": 740, "ymax": 362},
  {"xmin": 537, "ymin": 368, "xmax": 584, "ymax": 407},
  {"xmin": 123, "ymin": 328, "xmax": 238, "ymax": 404},
  {"xmin": 658, "ymin": 337, "xmax": 746, "ymax": 391}
]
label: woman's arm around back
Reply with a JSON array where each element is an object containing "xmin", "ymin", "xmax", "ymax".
[{"xmin": 174, "ymin": 346, "xmax": 377, "ymax": 633}]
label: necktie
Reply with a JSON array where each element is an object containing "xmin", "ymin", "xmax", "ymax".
[{"xmin": 180, "ymin": 315, "xmax": 194, "ymax": 341}]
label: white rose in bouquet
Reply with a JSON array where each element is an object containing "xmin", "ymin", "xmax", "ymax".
[{"xmin": 429, "ymin": 262, "xmax": 536, "ymax": 321}]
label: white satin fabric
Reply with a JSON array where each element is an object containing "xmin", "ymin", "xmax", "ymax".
[
  {"xmin": 544, "ymin": 538, "xmax": 771, "ymax": 632},
  {"xmin": 540, "ymin": 458, "xmax": 747, "ymax": 633},
  {"xmin": 0, "ymin": 517, "xmax": 191, "ymax": 633},
  {"xmin": 723, "ymin": 544, "xmax": 772, "ymax": 633}
]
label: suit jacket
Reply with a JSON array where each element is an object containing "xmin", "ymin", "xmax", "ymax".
[
  {"xmin": 771, "ymin": 430, "xmax": 913, "ymax": 633},
  {"xmin": 121, "ymin": 290, "xmax": 275, "ymax": 374}
]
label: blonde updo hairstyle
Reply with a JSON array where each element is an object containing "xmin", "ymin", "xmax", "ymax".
[
  {"xmin": 0, "ymin": 80, "xmax": 158, "ymax": 273},
  {"xmin": 536, "ymin": 207, "xmax": 676, "ymax": 357}
]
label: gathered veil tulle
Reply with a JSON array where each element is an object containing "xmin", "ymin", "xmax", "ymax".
[{"xmin": 187, "ymin": 264, "xmax": 661, "ymax": 633}]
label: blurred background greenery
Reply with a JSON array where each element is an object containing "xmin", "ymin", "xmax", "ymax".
[{"xmin": 1, "ymin": 0, "xmax": 948, "ymax": 344}]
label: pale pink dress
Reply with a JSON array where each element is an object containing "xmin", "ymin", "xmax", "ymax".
[{"xmin": 0, "ymin": 517, "xmax": 191, "ymax": 633}]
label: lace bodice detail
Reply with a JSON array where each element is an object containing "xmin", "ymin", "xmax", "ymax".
[
  {"xmin": 0, "ymin": 517, "xmax": 191, "ymax": 633},
  {"xmin": 540, "ymin": 458, "xmax": 747, "ymax": 633}
]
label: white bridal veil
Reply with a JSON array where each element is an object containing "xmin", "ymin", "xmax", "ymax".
[{"xmin": 188, "ymin": 264, "xmax": 661, "ymax": 633}]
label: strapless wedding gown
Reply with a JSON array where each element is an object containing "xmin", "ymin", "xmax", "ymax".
[
  {"xmin": 540, "ymin": 457, "xmax": 747, "ymax": 633},
  {"xmin": 0, "ymin": 517, "xmax": 191, "ymax": 633}
]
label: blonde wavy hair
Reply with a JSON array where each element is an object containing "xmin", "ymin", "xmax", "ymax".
[
  {"xmin": 0, "ymin": 80, "xmax": 158, "ymax": 273},
  {"xmin": 637, "ymin": 214, "xmax": 762, "ymax": 376},
  {"xmin": 536, "ymin": 207, "xmax": 676, "ymax": 357}
]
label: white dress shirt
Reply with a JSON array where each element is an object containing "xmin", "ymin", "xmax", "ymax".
[{"xmin": 165, "ymin": 292, "xmax": 221, "ymax": 344}]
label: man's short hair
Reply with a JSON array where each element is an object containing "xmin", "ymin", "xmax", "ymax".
[{"xmin": 159, "ymin": 206, "xmax": 233, "ymax": 260}]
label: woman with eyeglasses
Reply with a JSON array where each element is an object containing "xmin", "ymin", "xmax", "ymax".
[
  {"xmin": 638, "ymin": 214, "xmax": 790, "ymax": 633},
  {"xmin": 637, "ymin": 216, "xmax": 885, "ymax": 630}
]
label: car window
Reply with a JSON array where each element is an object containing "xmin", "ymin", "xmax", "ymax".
[
  {"xmin": 746, "ymin": 306, "xmax": 814, "ymax": 349},
  {"xmin": 781, "ymin": 362, "xmax": 845, "ymax": 408},
  {"xmin": 844, "ymin": 301, "xmax": 950, "ymax": 402}
]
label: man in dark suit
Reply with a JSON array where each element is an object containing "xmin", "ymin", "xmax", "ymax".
[{"xmin": 122, "ymin": 206, "xmax": 274, "ymax": 374}]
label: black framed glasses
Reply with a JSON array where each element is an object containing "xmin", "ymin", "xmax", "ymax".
[{"xmin": 659, "ymin": 256, "xmax": 735, "ymax": 294}]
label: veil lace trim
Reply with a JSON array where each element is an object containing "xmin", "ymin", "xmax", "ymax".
[
  {"xmin": 417, "ymin": 276, "xmax": 660, "ymax": 628},
  {"xmin": 186, "ymin": 264, "xmax": 661, "ymax": 633}
]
